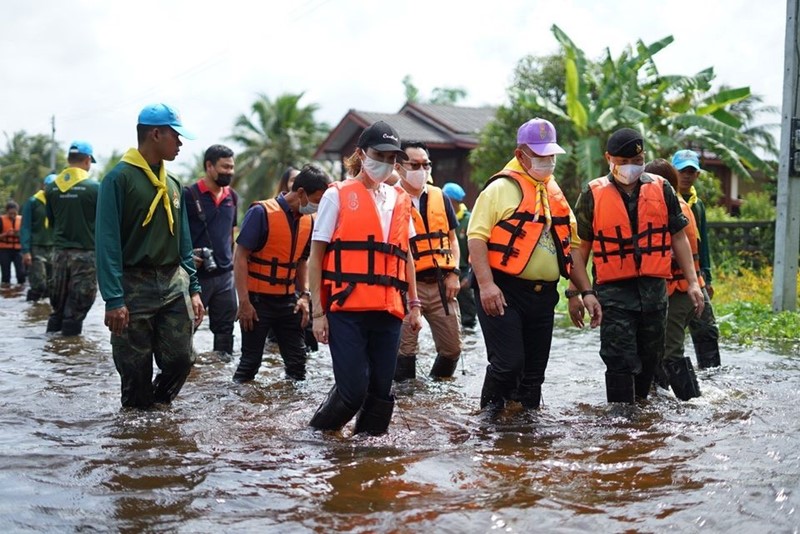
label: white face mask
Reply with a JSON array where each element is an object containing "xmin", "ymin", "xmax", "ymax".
[
  {"xmin": 611, "ymin": 163, "xmax": 644, "ymax": 185},
  {"xmin": 362, "ymin": 153, "xmax": 394, "ymax": 184},
  {"xmin": 526, "ymin": 154, "xmax": 556, "ymax": 181},
  {"xmin": 403, "ymin": 169, "xmax": 428, "ymax": 189}
]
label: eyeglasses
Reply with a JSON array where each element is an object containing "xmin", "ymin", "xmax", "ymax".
[{"xmin": 402, "ymin": 161, "xmax": 432, "ymax": 171}]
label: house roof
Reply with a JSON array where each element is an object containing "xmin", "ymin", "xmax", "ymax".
[{"xmin": 314, "ymin": 102, "xmax": 497, "ymax": 159}]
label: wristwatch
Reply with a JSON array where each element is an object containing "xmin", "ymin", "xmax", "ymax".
[
  {"xmin": 451, "ymin": 268, "xmax": 462, "ymax": 277},
  {"xmin": 581, "ymin": 289, "xmax": 597, "ymax": 298},
  {"xmin": 297, "ymin": 290, "xmax": 311, "ymax": 300},
  {"xmin": 564, "ymin": 289, "xmax": 580, "ymax": 298}
]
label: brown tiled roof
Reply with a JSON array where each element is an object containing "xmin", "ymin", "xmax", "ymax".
[{"xmin": 314, "ymin": 102, "xmax": 498, "ymax": 159}]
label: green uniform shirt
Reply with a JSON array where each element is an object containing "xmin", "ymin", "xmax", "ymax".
[
  {"xmin": 45, "ymin": 173, "xmax": 99, "ymax": 250},
  {"xmin": 96, "ymin": 160, "xmax": 200, "ymax": 311},
  {"xmin": 574, "ymin": 173, "xmax": 688, "ymax": 312},
  {"xmin": 20, "ymin": 194, "xmax": 53, "ymax": 253},
  {"xmin": 682, "ymin": 194, "xmax": 712, "ymax": 285}
]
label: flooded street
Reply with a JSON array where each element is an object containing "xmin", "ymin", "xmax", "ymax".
[{"xmin": 1, "ymin": 285, "xmax": 799, "ymax": 532}]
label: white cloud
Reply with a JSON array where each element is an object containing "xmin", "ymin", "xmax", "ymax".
[{"xmin": 0, "ymin": 0, "xmax": 786, "ymax": 170}]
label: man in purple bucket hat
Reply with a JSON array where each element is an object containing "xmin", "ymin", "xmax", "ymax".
[{"xmin": 467, "ymin": 118, "xmax": 601, "ymax": 415}]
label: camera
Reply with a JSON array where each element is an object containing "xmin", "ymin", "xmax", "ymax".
[{"xmin": 198, "ymin": 247, "xmax": 218, "ymax": 272}]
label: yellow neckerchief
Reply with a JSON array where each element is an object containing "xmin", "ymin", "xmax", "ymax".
[
  {"xmin": 33, "ymin": 190, "xmax": 48, "ymax": 228},
  {"xmin": 456, "ymin": 202, "xmax": 468, "ymax": 221},
  {"xmin": 685, "ymin": 185, "xmax": 698, "ymax": 208},
  {"xmin": 54, "ymin": 167, "xmax": 89, "ymax": 193},
  {"xmin": 121, "ymin": 148, "xmax": 174, "ymax": 234},
  {"xmin": 504, "ymin": 157, "xmax": 551, "ymax": 230}
]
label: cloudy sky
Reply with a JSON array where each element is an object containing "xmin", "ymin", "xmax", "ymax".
[{"xmin": 0, "ymin": 0, "xmax": 787, "ymax": 169}]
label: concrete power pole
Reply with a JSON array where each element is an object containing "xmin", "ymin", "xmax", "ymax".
[
  {"xmin": 772, "ymin": 0, "xmax": 800, "ymax": 312},
  {"xmin": 49, "ymin": 115, "xmax": 56, "ymax": 172}
]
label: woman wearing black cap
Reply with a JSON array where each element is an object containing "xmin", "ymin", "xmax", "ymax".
[
  {"xmin": 307, "ymin": 121, "xmax": 422, "ymax": 436},
  {"xmin": 568, "ymin": 127, "xmax": 704, "ymax": 405}
]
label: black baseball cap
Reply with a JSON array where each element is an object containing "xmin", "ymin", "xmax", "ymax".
[
  {"xmin": 357, "ymin": 121, "xmax": 408, "ymax": 160},
  {"xmin": 606, "ymin": 128, "xmax": 644, "ymax": 158}
]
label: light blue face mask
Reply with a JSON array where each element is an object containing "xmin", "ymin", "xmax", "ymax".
[{"xmin": 299, "ymin": 200, "xmax": 318, "ymax": 215}]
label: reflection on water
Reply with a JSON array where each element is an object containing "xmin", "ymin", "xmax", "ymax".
[{"xmin": 0, "ymin": 291, "xmax": 799, "ymax": 532}]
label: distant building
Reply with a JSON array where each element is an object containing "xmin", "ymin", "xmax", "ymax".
[{"xmin": 314, "ymin": 102, "xmax": 497, "ymax": 204}]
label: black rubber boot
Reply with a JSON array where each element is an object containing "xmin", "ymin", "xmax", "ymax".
[
  {"xmin": 61, "ymin": 319, "xmax": 83, "ymax": 337},
  {"xmin": 394, "ymin": 354, "xmax": 416, "ymax": 382},
  {"xmin": 665, "ymin": 357, "xmax": 702, "ymax": 401},
  {"xmin": 515, "ymin": 384, "xmax": 542, "ymax": 409},
  {"xmin": 213, "ymin": 334, "xmax": 234, "ymax": 362},
  {"xmin": 232, "ymin": 353, "xmax": 262, "ymax": 383},
  {"xmin": 354, "ymin": 394, "xmax": 395, "ymax": 436},
  {"xmin": 429, "ymin": 355, "xmax": 459, "ymax": 379},
  {"xmin": 46, "ymin": 316, "xmax": 62, "ymax": 334},
  {"xmin": 309, "ymin": 386, "xmax": 359, "ymax": 431},
  {"xmin": 605, "ymin": 372, "xmax": 635, "ymax": 404},
  {"xmin": 694, "ymin": 340, "xmax": 721, "ymax": 369},
  {"xmin": 479, "ymin": 370, "xmax": 506, "ymax": 410},
  {"xmin": 653, "ymin": 361, "xmax": 670, "ymax": 390},
  {"xmin": 26, "ymin": 289, "xmax": 42, "ymax": 302}
]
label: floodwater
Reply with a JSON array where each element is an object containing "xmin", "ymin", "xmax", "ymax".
[{"xmin": 1, "ymin": 284, "xmax": 799, "ymax": 533}]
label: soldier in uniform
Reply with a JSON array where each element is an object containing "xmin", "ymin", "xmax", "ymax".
[
  {"xmin": 21, "ymin": 174, "xmax": 56, "ymax": 302},
  {"xmin": 96, "ymin": 103, "xmax": 204, "ymax": 409},
  {"xmin": 569, "ymin": 128, "xmax": 704, "ymax": 403},
  {"xmin": 45, "ymin": 142, "xmax": 100, "ymax": 335}
]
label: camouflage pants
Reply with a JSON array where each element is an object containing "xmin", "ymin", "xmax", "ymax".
[
  {"xmin": 48, "ymin": 249, "xmax": 97, "ymax": 335},
  {"xmin": 27, "ymin": 245, "xmax": 53, "ymax": 301},
  {"xmin": 600, "ymin": 306, "xmax": 667, "ymax": 396},
  {"xmin": 111, "ymin": 265, "xmax": 195, "ymax": 408}
]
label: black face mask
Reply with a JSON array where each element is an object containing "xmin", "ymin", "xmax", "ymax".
[{"xmin": 215, "ymin": 173, "xmax": 233, "ymax": 187}]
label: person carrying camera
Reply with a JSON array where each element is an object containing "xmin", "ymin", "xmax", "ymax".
[{"xmin": 184, "ymin": 144, "xmax": 239, "ymax": 360}]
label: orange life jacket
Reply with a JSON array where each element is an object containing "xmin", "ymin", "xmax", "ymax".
[
  {"xmin": 667, "ymin": 197, "xmax": 706, "ymax": 296},
  {"xmin": 0, "ymin": 214, "xmax": 21, "ymax": 250},
  {"xmin": 485, "ymin": 171, "xmax": 573, "ymax": 278},
  {"xmin": 321, "ymin": 180, "xmax": 411, "ymax": 320},
  {"xmin": 410, "ymin": 185, "xmax": 454, "ymax": 272},
  {"xmin": 247, "ymin": 199, "xmax": 312, "ymax": 295},
  {"xmin": 589, "ymin": 174, "xmax": 672, "ymax": 284}
]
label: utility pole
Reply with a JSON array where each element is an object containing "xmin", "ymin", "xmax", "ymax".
[
  {"xmin": 49, "ymin": 115, "xmax": 56, "ymax": 172},
  {"xmin": 772, "ymin": 0, "xmax": 800, "ymax": 312}
]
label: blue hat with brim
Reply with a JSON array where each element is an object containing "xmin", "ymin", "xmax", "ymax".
[
  {"xmin": 44, "ymin": 173, "xmax": 57, "ymax": 186},
  {"xmin": 442, "ymin": 182, "xmax": 466, "ymax": 201},
  {"xmin": 68, "ymin": 140, "xmax": 96, "ymax": 163},
  {"xmin": 672, "ymin": 149, "xmax": 702, "ymax": 171},
  {"xmin": 138, "ymin": 103, "xmax": 196, "ymax": 140}
]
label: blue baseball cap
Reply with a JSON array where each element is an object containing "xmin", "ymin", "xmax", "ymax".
[
  {"xmin": 442, "ymin": 182, "xmax": 466, "ymax": 201},
  {"xmin": 672, "ymin": 149, "xmax": 702, "ymax": 171},
  {"xmin": 137, "ymin": 103, "xmax": 196, "ymax": 140},
  {"xmin": 68, "ymin": 140, "xmax": 96, "ymax": 163},
  {"xmin": 43, "ymin": 173, "xmax": 57, "ymax": 186}
]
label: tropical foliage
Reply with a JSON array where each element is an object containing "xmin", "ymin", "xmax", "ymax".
[
  {"xmin": 470, "ymin": 25, "xmax": 776, "ymax": 203},
  {"xmin": 229, "ymin": 92, "xmax": 330, "ymax": 207},
  {"xmin": 0, "ymin": 131, "xmax": 64, "ymax": 205},
  {"xmin": 403, "ymin": 75, "xmax": 468, "ymax": 106}
]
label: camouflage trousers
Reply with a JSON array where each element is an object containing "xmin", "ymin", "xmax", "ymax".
[
  {"xmin": 27, "ymin": 245, "xmax": 53, "ymax": 302},
  {"xmin": 111, "ymin": 265, "xmax": 195, "ymax": 409},
  {"xmin": 599, "ymin": 305, "xmax": 667, "ymax": 398},
  {"xmin": 48, "ymin": 249, "xmax": 97, "ymax": 335}
]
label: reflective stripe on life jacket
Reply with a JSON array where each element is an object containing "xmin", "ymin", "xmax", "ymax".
[
  {"xmin": 485, "ymin": 171, "xmax": 573, "ymax": 278},
  {"xmin": 409, "ymin": 185, "xmax": 454, "ymax": 272},
  {"xmin": 247, "ymin": 199, "xmax": 312, "ymax": 295},
  {"xmin": 0, "ymin": 214, "xmax": 22, "ymax": 250},
  {"xmin": 589, "ymin": 174, "xmax": 672, "ymax": 284},
  {"xmin": 667, "ymin": 196, "xmax": 706, "ymax": 296},
  {"xmin": 321, "ymin": 180, "xmax": 411, "ymax": 320}
]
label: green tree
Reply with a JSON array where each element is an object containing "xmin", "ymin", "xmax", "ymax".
[
  {"xmin": 229, "ymin": 92, "xmax": 329, "ymax": 207},
  {"xmin": 95, "ymin": 149, "xmax": 124, "ymax": 182},
  {"xmin": 470, "ymin": 26, "xmax": 775, "ymax": 203},
  {"xmin": 403, "ymin": 75, "xmax": 467, "ymax": 106},
  {"xmin": 0, "ymin": 131, "xmax": 65, "ymax": 204}
]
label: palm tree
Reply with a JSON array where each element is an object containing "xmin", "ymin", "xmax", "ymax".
[
  {"xmin": 229, "ymin": 92, "xmax": 329, "ymax": 207},
  {"xmin": 0, "ymin": 131, "xmax": 64, "ymax": 204}
]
